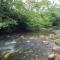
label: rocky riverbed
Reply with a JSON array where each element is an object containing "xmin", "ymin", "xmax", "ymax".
[{"xmin": 0, "ymin": 30, "xmax": 60, "ymax": 60}]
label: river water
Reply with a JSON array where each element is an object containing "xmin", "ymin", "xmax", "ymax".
[{"xmin": 0, "ymin": 30, "xmax": 59, "ymax": 60}]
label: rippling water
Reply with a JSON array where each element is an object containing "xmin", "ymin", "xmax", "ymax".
[{"xmin": 0, "ymin": 31, "xmax": 57, "ymax": 60}]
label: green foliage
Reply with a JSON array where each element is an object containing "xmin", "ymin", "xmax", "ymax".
[
  {"xmin": 25, "ymin": 12, "xmax": 53, "ymax": 31},
  {"xmin": 14, "ymin": 1, "xmax": 54, "ymax": 31},
  {"xmin": 0, "ymin": 0, "xmax": 16, "ymax": 28},
  {"xmin": 0, "ymin": 0, "xmax": 25, "ymax": 31},
  {"xmin": 0, "ymin": 0, "xmax": 60, "ymax": 32}
]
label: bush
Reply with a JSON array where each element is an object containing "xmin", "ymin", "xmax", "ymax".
[
  {"xmin": 16, "ymin": 6, "xmax": 54, "ymax": 31},
  {"xmin": 0, "ymin": 0, "xmax": 59, "ymax": 32}
]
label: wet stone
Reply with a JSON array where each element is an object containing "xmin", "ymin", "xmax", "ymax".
[
  {"xmin": 52, "ymin": 46, "xmax": 60, "ymax": 53},
  {"xmin": 48, "ymin": 52, "xmax": 56, "ymax": 60},
  {"xmin": 55, "ymin": 39, "xmax": 60, "ymax": 46},
  {"xmin": 43, "ymin": 40, "xmax": 49, "ymax": 45}
]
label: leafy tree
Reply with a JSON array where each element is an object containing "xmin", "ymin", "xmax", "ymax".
[
  {"xmin": 0, "ymin": 0, "xmax": 60, "ymax": 32},
  {"xmin": 0, "ymin": 0, "xmax": 26, "ymax": 32}
]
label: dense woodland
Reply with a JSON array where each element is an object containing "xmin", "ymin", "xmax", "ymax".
[{"xmin": 0, "ymin": 0, "xmax": 60, "ymax": 32}]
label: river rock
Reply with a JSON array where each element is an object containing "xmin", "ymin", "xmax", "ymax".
[
  {"xmin": 55, "ymin": 39, "xmax": 60, "ymax": 45},
  {"xmin": 53, "ymin": 46, "xmax": 60, "ymax": 53},
  {"xmin": 20, "ymin": 36, "xmax": 26, "ymax": 39},
  {"xmin": 3, "ymin": 52, "xmax": 14, "ymax": 59},
  {"xmin": 55, "ymin": 54, "xmax": 60, "ymax": 60},
  {"xmin": 48, "ymin": 53, "xmax": 56, "ymax": 60},
  {"xmin": 43, "ymin": 40, "xmax": 49, "ymax": 45}
]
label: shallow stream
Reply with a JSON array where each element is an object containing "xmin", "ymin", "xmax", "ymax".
[{"xmin": 0, "ymin": 30, "xmax": 60, "ymax": 60}]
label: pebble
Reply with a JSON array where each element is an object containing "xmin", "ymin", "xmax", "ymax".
[
  {"xmin": 43, "ymin": 40, "xmax": 49, "ymax": 45},
  {"xmin": 20, "ymin": 36, "xmax": 25, "ymax": 39},
  {"xmin": 53, "ymin": 47, "xmax": 60, "ymax": 53},
  {"xmin": 48, "ymin": 53, "xmax": 56, "ymax": 60},
  {"xmin": 26, "ymin": 40, "xmax": 30, "ymax": 43}
]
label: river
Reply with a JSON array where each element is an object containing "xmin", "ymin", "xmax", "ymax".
[{"xmin": 0, "ymin": 30, "xmax": 60, "ymax": 60}]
